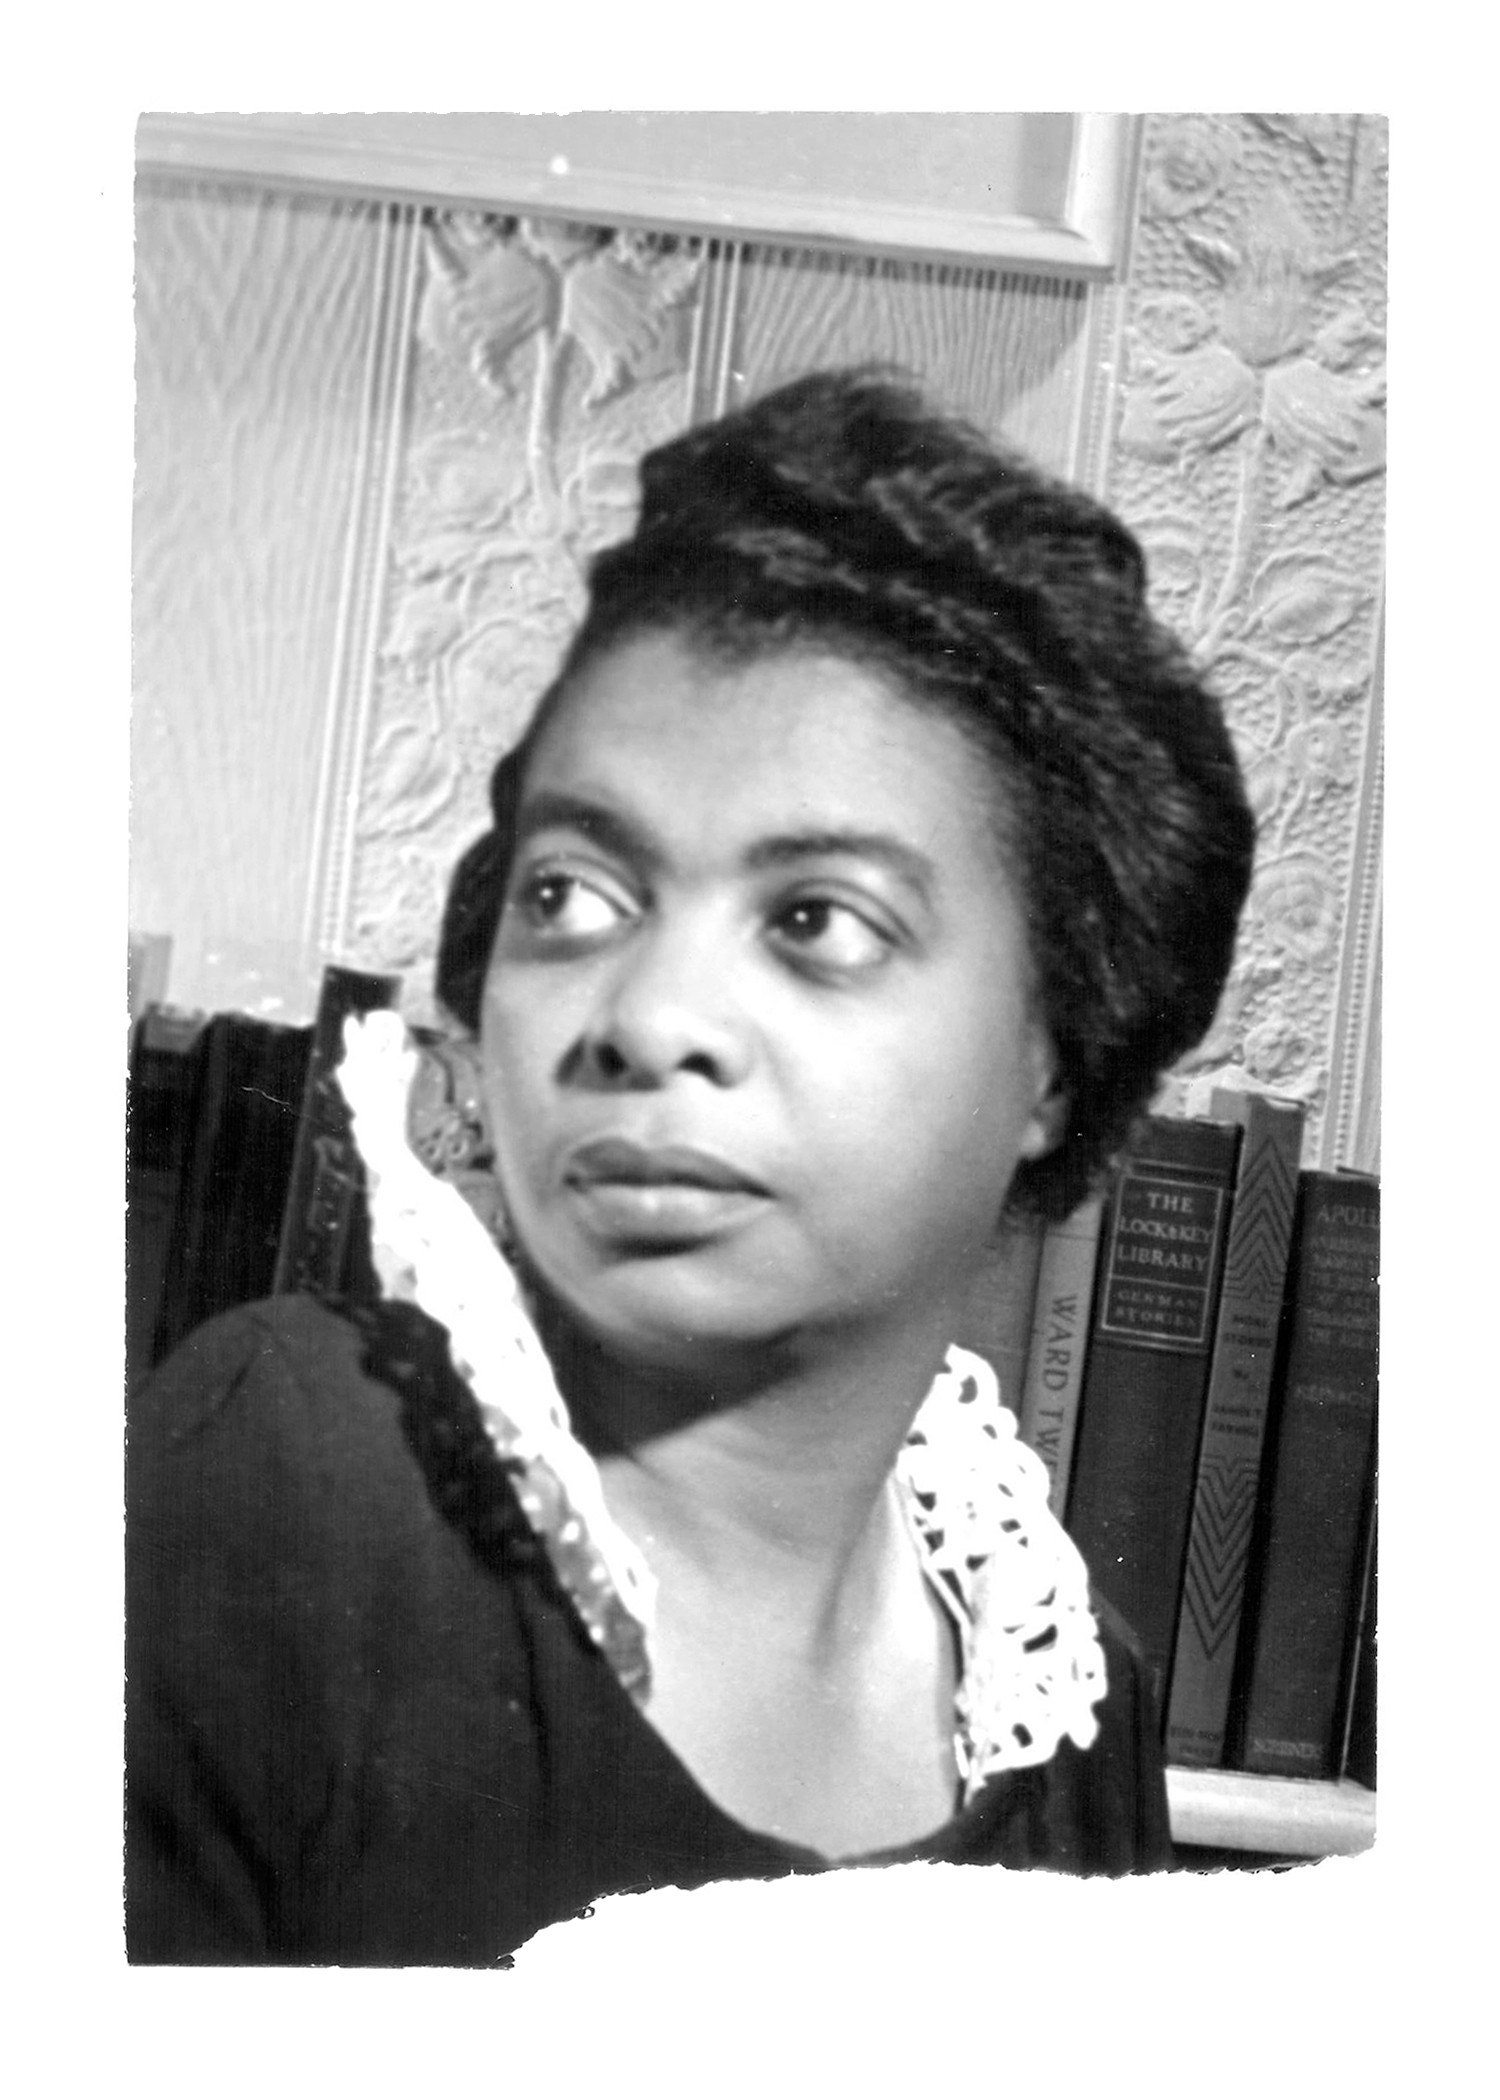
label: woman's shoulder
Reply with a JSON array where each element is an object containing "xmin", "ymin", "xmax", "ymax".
[
  {"xmin": 128, "ymin": 1292, "xmax": 549, "ymax": 1618},
  {"xmin": 1086, "ymin": 1589, "xmax": 1164, "ymax": 1740},
  {"xmin": 141, "ymin": 1290, "xmax": 375, "ymax": 1382},
  {"xmin": 1089, "ymin": 1590, "xmax": 1153, "ymax": 1678},
  {"xmin": 128, "ymin": 1295, "xmax": 439, "ymax": 1550},
  {"xmin": 133, "ymin": 1294, "xmax": 387, "ymax": 1439}
]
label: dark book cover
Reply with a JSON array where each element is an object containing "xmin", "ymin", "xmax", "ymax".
[
  {"xmin": 1017, "ymin": 1193, "xmax": 1107, "ymax": 1517},
  {"xmin": 126, "ymin": 1005, "xmax": 208, "ymax": 1389},
  {"xmin": 1341, "ymin": 1508, "xmax": 1377, "ymax": 1790},
  {"xmin": 150, "ymin": 1011, "xmax": 313, "ymax": 1365},
  {"xmin": 1166, "ymin": 1089, "xmax": 1306, "ymax": 1767},
  {"xmin": 1231, "ymin": 1170, "xmax": 1379, "ymax": 1779},
  {"xmin": 272, "ymin": 965, "xmax": 401, "ymax": 1302},
  {"xmin": 952, "ymin": 1211, "xmax": 1048, "ymax": 1420},
  {"xmin": 1064, "ymin": 1114, "xmax": 1242, "ymax": 1710}
]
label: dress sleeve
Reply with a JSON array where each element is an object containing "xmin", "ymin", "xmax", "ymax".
[
  {"xmin": 127, "ymin": 1312, "xmax": 283, "ymax": 1959},
  {"xmin": 1090, "ymin": 1593, "xmax": 1174, "ymax": 1872},
  {"xmin": 125, "ymin": 1301, "xmax": 411, "ymax": 1962}
]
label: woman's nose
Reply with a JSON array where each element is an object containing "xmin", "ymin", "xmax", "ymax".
[{"xmin": 574, "ymin": 920, "xmax": 754, "ymax": 1089}]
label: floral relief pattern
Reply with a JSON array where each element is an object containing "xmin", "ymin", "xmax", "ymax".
[
  {"xmin": 1111, "ymin": 115, "xmax": 1386, "ymax": 1152},
  {"xmin": 339, "ymin": 127, "xmax": 1384, "ymax": 1166},
  {"xmin": 345, "ymin": 213, "xmax": 705, "ymax": 1018}
]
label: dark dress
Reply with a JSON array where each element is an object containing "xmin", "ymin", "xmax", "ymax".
[{"xmin": 125, "ymin": 1295, "xmax": 1171, "ymax": 1965}]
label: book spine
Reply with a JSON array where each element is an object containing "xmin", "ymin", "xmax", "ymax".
[
  {"xmin": 151, "ymin": 1013, "xmax": 313, "ymax": 1362},
  {"xmin": 1064, "ymin": 1115, "xmax": 1242, "ymax": 1708},
  {"xmin": 126, "ymin": 1005, "xmax": 208, "ymax": 1387},
  {"xmin": 1017, "ymin": 1194, "xmax": 1106, "ymax": 1517},
  {"xmin": 1232, "ymin": 1172, "xmax": 1380, "ymax": 1778},
  {"xmin": 1340, "ymin": 1506, "xmax": 1377, "ymax": 1790},
  {"xmin": 1165, "ymin": 1091, "xmax": 1306, "ymax": 1767},
  {"xmin": 127, "ymin": 932, "xmax": 173, "ymax": 1021},
  {"xmin": 954, "ymin": 1213, "xmax": 1048, "ymax": 1422},
  {"xmin": 272, "ymin": 965, "xmax": 402, "ymax": 1300}
]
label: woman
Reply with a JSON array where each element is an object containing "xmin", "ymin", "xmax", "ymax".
[{"xmin": 126, "ymin": 369, "xmax": 1255, "ymax": 1964}]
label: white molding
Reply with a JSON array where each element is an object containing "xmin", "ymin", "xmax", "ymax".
[
  {"xmin": 1324, "ymin": 608, "xmax": 1384, "ymax": 1175},
  {"xmin": 1069, "ymin": 118, "xmax": 1144, "ymax": 492},
  {"xmin": 1060, "ymin": 111, "xmax": 1139, "ymax": 277},
  {"xmin": 1167, "ymin": 1768, "xmax": 1376, "ymax": 1857},
  {"xmin": 300, "ymin": 204, "xmax": 423, "ymax": 970},
  {"xmin": 136, "ymin": 113, "xmax": 1137, "ymax": 276},
  {"xmin": 685, "ymin": 241, "xmax": 744, "ymax": 424}
]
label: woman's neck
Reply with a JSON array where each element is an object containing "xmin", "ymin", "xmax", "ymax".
[
  {"xmin": 562, "ymin": 1316, "xmax": 964, "ymax": 1853},
  {"xmin": 523, "ymin": 1290, "xmax": 965, "ymax": 1852},
  {"xmin": 542, "ymin": 1302, "xmax": 952, "ymax": 1642}
]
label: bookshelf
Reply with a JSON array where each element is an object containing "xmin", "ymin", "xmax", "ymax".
[
  {"xmin": 127, "ymin": 1015, "xmax": 1380, "ymax": 1874},
  {"xmin": 1167, "ymin": 1768, "xmax": 1375, "ymax": 1858},
  {"xmin": 129, "ymin": 114, "xmax": 1383, "ymax": 1943}
]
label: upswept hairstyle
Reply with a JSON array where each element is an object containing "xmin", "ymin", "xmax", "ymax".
[{"xmin": 438, "ymin": 368, "xmax": 1254, "ymax": 1219}]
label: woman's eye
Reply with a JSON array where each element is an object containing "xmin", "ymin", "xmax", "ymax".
[
  {"xmin": 508, "ymin": 868, "xmax": 631, "ymax": 941},
  {"xmin": 770, "ymin": 897, "xmax": 893, "ymax": 972}
]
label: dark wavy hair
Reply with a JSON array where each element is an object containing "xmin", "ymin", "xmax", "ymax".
[{"xmin": 438, "ymin": 368, "xmax": 1254, "ymax": 1219}]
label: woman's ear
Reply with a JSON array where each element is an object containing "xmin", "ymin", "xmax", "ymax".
[
  {"xmin": 408, "ymin": 1033, "xmax": 516, "ymax": 1252},
  {"xmin": 1018, "ymin": 1087, "xmax": 1070, "ymax": 1165},
  {"xmin": 1017, "ymin": 1037, "xmax": 1069, "ymax": 1164},
  {"xmin": 408, "ymin": 1033, "xmax": 494, "ymax": 1174}
]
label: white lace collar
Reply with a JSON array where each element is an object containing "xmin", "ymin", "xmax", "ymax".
[{"xmin": 337, "ymin": 1012, "xmax": 1106, "ymax": 1805}]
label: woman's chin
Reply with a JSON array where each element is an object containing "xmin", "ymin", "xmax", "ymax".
[{"xmin": 524, "ymin": 1252, "xmax": 805, "ymax": 1382}]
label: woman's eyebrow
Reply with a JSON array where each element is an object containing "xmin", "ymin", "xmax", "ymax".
[
  {"xmin": 745, "ymin": 830, "xmax": 937, "ymax": 904},
  {"xmin": 513, "ymin": 795, "xmax": 937, "ymax": 903},
  {"xmin": 511, "ymin": 789, "xmax": 660, "ymax": 870}
]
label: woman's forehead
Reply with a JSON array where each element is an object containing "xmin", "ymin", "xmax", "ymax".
[{"xmin": 519, "ymin": 631, "xmax": 1005, "ymax": 862}]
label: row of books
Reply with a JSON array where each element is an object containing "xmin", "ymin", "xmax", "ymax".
[
  {"xmin": 127, "ymin": 978, "xmax": 1376, "ymax": 1792},
  {"xmin": 958, "ymin": 1090, "xmax": 1378, "ymax": 1787},
  {"xmin": 126, "ymin": 967, "xmax": 399, "ymax": 1389}
]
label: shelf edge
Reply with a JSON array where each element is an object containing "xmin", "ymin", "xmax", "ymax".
[{"xmin": 1167, "ymin": 1768, "xmax": 1376, "ymax": 1858}]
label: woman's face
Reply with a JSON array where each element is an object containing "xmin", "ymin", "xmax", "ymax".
[{"xmin": 480, "ymin": 630, "xmax": 1060, "ymax": 1372}]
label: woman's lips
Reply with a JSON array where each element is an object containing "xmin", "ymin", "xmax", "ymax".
[
  {"xmin": 565, "ymin": 1137, "xmax": 769, "ymax": 1193},
  {"xmin": 562, "ymin": 1137, "xmax": 771, "ymax": 1243}
]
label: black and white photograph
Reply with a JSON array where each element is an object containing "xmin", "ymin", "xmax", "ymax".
[
  {"xmin": 121, "ymin": 110, "xmax": 1390, "ymax": 1979},
  {"xmin": 9, "ymin": 30, "xmax": 1494, "ymax": 2082}
]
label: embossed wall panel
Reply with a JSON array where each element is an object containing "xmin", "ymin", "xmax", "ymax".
[
  {"xmin": 342, "ymin": 217, "xmax": 708, "ymax": 1020},
  {"xmin": 1103, "ymin": 115, "xmax": 1386, "ymax": 1170},
  {"xmin": 722, "ymin": 247, "xmax": 1092, "ymax": 473},
  {"xmin": 132, "ymin": 123, "xmax": 1383, "ymax": 1175},
  {"xmin": 132, "ymin": 177, "xmax": 393, "ymax": 1016},
  {"xmin": 341, "ymin": 220, "xmax": 1101, "ymax": 1022}
]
